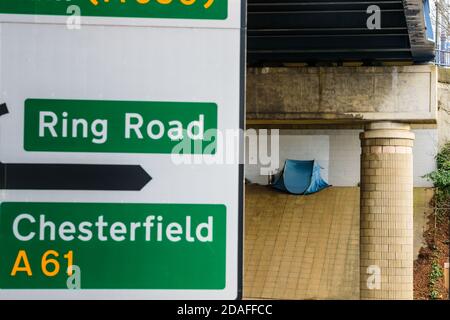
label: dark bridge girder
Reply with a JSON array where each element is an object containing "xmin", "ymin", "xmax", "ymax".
[{"xmin": 247, "ymin": 0, "xmax": 435, "ymax": 65}]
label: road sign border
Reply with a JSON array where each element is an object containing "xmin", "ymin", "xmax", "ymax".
[
  {"xmin": 236, "ymin": 0, "xmax": 246, "ymax": 301},
  {"xmin": 0, "ymin": 1, "xmax": 246, "ymax": 300}
]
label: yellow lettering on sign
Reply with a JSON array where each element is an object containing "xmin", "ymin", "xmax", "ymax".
[
  {"xmin": 11, "ymin": 250, "xmax": 32, "ymax": 276},
  {"xmin": 41, "ymin": 250, "xmax": 60, "ymax": 277},
  {"xmin": 181, "ymin": 0, "xmax": 196, "ymax": 5},
  {"xmin": 89, "ymin": 0, "xmax": 216, "ymax": 9},
  {"xmin": 64, "ymin": 251, "xmax": 74, "ymax": 276},
  {"xmin": 204, "ymin": 0, "xmax": 214, "ymax": 9}
]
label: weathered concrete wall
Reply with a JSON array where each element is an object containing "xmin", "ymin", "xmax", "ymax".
[{"xmin": 247, "ymin": 65, "xmax": 437, "ymax": 123}]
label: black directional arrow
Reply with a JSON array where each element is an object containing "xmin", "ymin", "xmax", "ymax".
[
  {"xmin": 0, "ymin": 103, "xmax": 8, "ymax": 117},
  {"xmin": 0, "ymin": 162, "xmax": 152, "ymax": 191}
]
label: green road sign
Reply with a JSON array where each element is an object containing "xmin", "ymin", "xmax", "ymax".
[
  {"xmin": 0, "ymin": 0, "xmax": 228, "ymax": 20},
  {"xmin": 24, "ymin": 99, "xmax": 217, "ymax": 154},
  {"xmin": 0, "ymin": 202, "xmax": 226, "ymax": 289}
]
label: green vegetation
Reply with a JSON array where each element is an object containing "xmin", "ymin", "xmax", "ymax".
[
  {"xmin": 429, "ymin": 257, "xmax": 444, "ymax": 300},
  {"xmin": 424, "ymin": 142, "xmax": 450, "ymax": 300},
  {"xmin": 425, "ymin": 143, "xmax": 450, "ymax": 221}
]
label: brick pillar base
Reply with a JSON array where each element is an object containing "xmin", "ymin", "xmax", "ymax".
[{"xmin": 359, "ymin": 122, "xmax": 415, "ymax": 300}]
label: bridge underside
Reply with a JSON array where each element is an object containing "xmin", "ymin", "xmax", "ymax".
[{"xmin": 247, "ymin": 0, "xmax": 435, "ymax": 66}]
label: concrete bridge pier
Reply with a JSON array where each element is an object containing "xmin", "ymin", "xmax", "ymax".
[{"xmin": 360, "ymin": 122, "xmax": 415, "ymax": 300}]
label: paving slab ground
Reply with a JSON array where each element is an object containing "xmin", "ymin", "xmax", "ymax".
[{"xmin": 243, "ymin": 184, "xmax": 433, "ymax": 300}]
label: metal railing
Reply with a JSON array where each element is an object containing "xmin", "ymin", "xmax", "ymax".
[{"xmin": 436, "ymin": 49, "xmax": 450, "ymax": 67}]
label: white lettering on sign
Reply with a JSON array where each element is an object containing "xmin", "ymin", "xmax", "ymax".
[
  {"xmin": 12, "ymin": 214, "xmax": 214, "ymax": 243},
  {"xmin": 124, "ymin": 113, "xmax": 204, "ymax": 141},
  {"xmin": 39, "ymin": 111, "xmax": 108, "ymax": 144},
  {"xmin": 38, "ymin": 111, "xmax": 205, "ymax": 144},
  {"xmin": 12, "ymin": 213, "xmax": 36, "ymax": 241}
]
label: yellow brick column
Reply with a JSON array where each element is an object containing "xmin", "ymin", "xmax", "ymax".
[{"xmin": 359, "ymin": 122, "xmax": 415, "ymax": 300}]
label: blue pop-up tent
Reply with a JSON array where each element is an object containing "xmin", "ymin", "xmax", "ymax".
[{"xmin": 272, "ymin": 160, "xmax": 330, "ymax": 195}]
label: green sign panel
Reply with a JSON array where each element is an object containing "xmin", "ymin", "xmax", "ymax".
[
  {"xmin": 0, "ymin": 202, "xmax": 226, "ymax": 289},
  {"xmin": 24, "ymin": 99, "xmax": 217, "ymax": 154},
  {"xmin": 0, "ymin": 0, "xmax": 227, "ymax": 20}
]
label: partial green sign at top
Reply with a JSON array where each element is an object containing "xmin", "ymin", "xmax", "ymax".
[{"xmin": 0, "ymin": 0, "xmax": 227, "ymax": 20}]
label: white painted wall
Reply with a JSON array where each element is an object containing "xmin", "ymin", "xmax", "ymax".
[
  {"xmin": 328, "ymin": 130, "xmax": 361, "ymax": 186},
  {"xmin": 414, "ymin": 129, "xmax": 439, "ymax": 186},
  {"xmin": 245, "ymin": 134, "xmax": 329, "ymax": 185},
  {"xmin": 245, "ymin": 129, "xmax": 437, "ymax": 187}
]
